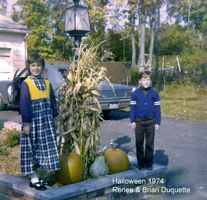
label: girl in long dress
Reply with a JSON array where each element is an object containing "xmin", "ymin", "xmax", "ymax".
[{"xmin": 20, "ymin": 53, "xmax": 60, "ymax": 190}]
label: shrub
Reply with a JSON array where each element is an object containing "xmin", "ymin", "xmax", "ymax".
[{"xmin": 2, "ymin": 128, "xmax": 20, "ymax": 148}]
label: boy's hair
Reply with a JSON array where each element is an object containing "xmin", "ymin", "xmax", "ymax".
[
  {"xmin": 26, "ymin": 53, "xmax": 45, "ymax": 75},
  {"xmin": 138, "ymin": 70, "xmax": 151, "ymax": 80}
]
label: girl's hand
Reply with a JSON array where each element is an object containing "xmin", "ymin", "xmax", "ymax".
[{"xmin": 23, "ymin": 125, "xmax": 31, "ymax": 135}]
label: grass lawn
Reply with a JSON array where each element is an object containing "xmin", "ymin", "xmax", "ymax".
[
  {"xmin": 160, "ymin": 85, "xmax": 207, "ymax": 123},
  {"xmin": 121, "ymin": 85, "xmax": 207, "ymax": 123}
]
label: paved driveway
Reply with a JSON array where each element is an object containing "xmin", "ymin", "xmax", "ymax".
[
  {"xmin": 101, "ymin": 111, "xmax": 207, "ymax": 200},
  {"xmin": 0, "ymin": 109, "xmax": 207, "ymax": 200}
]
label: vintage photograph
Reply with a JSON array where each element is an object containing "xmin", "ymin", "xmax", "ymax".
[{"xmin": 0, "ymin": 0, "xmax": 206, "ymax": 199}]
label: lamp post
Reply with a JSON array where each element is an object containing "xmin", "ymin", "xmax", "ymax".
[{"xmin": 63, "ymin": 0, "xmax": 90, "ymax": 47}]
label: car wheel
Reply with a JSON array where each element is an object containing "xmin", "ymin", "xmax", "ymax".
[
  {"xmin": 103, "ymin": 110, "xmax": 111, "ymax": 117},
  {"xmin": 0, "ymin": 95, "xmax": 6, "ymax": 111}
]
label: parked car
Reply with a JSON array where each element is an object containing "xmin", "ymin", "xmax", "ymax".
[{"xmin": 0, "ymin": 65, "xmax": 136, "ymax": 114}]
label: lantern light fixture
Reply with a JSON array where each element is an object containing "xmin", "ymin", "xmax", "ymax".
[{"xmin": 64, "ymin": 0, "xmax": 90, "ymax": 46}]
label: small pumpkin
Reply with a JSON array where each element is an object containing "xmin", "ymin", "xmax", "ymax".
[
  {"xmin": 55, "ymin": 153, "xmax": 84, "ymax": 185},
  {"xmin": 89, "ymin": 156, "xmax": 109, "ymax": 178},
  {"xmin": 104, "ymin": 142, "xmax": 129, "ymax": 173}
]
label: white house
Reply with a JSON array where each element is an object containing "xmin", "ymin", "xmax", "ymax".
[{"xmin": 0, "ymin": 14, "xmax": 31, "ymax": 81}]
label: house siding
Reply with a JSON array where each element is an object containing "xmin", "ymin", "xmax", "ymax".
[{"xmin": 0, "ymin": 32, "xmax": 26, "ymax": 80}]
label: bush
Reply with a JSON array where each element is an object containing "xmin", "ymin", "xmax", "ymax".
[
  {"xmin": 2, "ymin": 128, "xmax": 20, "ymax": 148},
  {"xmin": 0, "ymin": 145, "xmax": 7, "ymax": 155}
]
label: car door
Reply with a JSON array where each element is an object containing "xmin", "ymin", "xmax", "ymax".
[{"xmin": 7, "ymin": 68, "xmax": 27, "ymax": 105}]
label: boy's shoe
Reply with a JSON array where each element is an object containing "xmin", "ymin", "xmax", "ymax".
[
  {"xmin": 146, "ymin": 166, "xmax": 153, "ymax": 170},
  {"xmin": 30, "ymin": 180, "xmax": 47, "ymax": 190}
]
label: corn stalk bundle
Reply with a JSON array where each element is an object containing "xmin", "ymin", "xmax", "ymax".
[{"xmin": 56, "ymin": 43, "xmax": 113, "ymax": 179}]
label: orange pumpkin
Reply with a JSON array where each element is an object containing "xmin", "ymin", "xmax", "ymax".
[
  {"xmin": 104, "ymin": 143, "xmax": 129, "ymax": 173},
  {"xmin": 56, "ymin": 153, "xmax": 84, "ymax": 185}
]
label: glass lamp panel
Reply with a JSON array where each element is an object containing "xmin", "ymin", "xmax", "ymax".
[
  {"xmin": 75, "ymin": 7, "xmax": 90, "ymax": 31},
  {"xmin": 65, "ymin": 9, "xmax": 74, "ymax": 31}
]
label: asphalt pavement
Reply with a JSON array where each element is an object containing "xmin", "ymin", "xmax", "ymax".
[
  {"xmin": 101, "ymin": 111, "xmax": 207, "ymax": 200},
  {"xmin": 0, "ymin": 108, "xmax": 207, "ymax": 200}
]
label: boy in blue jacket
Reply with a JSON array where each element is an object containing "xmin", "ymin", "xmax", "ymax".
[{"xmin": 130, "ymin": 71, "xmax": 161, "ymax": 170}]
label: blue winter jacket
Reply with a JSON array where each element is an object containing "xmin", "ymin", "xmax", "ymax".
[{"xmin": 130, "ymin": 87, "xmax": 161, "ymax": 125}]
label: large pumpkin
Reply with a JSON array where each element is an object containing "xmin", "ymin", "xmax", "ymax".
[
  {"xmin": 104, "ymin": 143, "xmax": 129, "ymax": 173},
  {"xmin": 55, "ymin": 153, "xmax": 84, "ymax": 185}
]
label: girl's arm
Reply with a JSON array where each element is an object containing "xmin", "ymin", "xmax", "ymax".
[
  {"xmin": 20, "ymin": 82, "xmax": 32, "ymax": 124},
  {"xmin": 50, "ymin": 83, "xmax": 59, "ymax": 118}
]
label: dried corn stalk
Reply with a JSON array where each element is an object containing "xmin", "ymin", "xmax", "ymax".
[{"xmin": 56, "ymin": 43, "xmax": 113, "ymax": 179}]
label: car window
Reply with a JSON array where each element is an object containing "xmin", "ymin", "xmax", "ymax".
[{"xmin": 45, "ymin": 65, "xmax": 69, "ymax": 90}]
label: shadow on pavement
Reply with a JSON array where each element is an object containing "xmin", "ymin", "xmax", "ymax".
[
  {"xmin": 2, "ymin": 105, "xmax": 20, "ymax": 112},
  {"xmin": 154, "ymin": 149, "xmax": 169, "ymax": 166},
  {"xmin": 112, "ymin": 136, "xmax": 136, "ymax": 156}
]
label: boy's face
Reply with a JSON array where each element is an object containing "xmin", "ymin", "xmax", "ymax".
[
  {"xmin": 139, "ymin": 76, "xmax": 151, "ymax": 88},
  {"xmin": 29, "ymin": 62, "xmax": 43, "ymax": 77}
]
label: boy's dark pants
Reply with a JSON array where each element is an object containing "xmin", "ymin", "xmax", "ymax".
[{"xmin": 135, "ymin": 118, "xmax": 155, "ymax": 168}]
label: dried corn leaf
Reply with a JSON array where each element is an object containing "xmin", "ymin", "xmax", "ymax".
[
  {"xmin": 91, "ymin": 90, "xmax": 100, "ymax": 96},
  {"xmin": 90, "ymin": 107, "xmax": 101, "ymax": 113},
  {"xmin": 58, "ymin": 126, "xmax": 78, "ymax": 136},
  {"xmin": 74, "ymin": 141, "xmax": 81, "ymax": 155}
]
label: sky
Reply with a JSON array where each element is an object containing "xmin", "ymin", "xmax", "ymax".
[{"xmin": 6, "ymin": 0, "xmax": 18, "ymax": 17}]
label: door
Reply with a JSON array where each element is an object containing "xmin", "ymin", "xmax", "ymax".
[{"xmin": 0, "ymin": 48, "xmax": 12, "ymax": 81}]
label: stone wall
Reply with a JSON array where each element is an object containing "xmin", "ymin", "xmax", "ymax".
[{"xmin": 0, "ymin": 163, "xmax": 167, "ymax": 200}]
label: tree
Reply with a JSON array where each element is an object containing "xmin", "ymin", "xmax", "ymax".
[
  {"xmin": 147, "ymin": 1, "xmax": 156, "ymax": 71},
  {"xmin": 167, "ymin": 0, "xmax": 207, "ymax": 35},
  {"xmin": 160, "ymin": 24, "xmax": 192, "ymax": 55},
  {"xmin": 47, "ymin": 0, "xmax": 74, "ymax": 60},
  {"xmin": 190, "ymin": 0, "xmax": 207, "ymax": 35},
  {"xmin": 12, "ymin": 0, "xmax": 73, "ymax": 60},
  {"xmin": 0, "ymin": 0, "xmax": 7, "ymax": 15},
  {"xmin": 12, "ymin": 0, "xmax": 52, "ymax": 58},
  {"xmin": 137, "ymin": 0, "xmax": 149, "ymax": 72},
  {"xmin": 128, "ymin": 0, "xmax": 137, "ymax": 67},
  {"xmin": 105, "ymin": 28, "xmax": 132, "ymax": 61},
  {"xmin": 84, "ymin": 0, "xmax": 109, "ymax": 56}
]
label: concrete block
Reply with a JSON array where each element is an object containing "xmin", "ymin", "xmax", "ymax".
[
  {"xmin": 74, "ymin": 177, "xmax": 113, "ymax": 193},
  {"xmin": 0, "ymin": 173, "xmax": 25, "ymax": 188},
  {"xmin": 0, "ymin": 184, "xmax": 13, "ymax": 197},
  {"xmin": 69, "ymin": 194, "xmax": 87, "ymax": 200},
  {"xmin": 0, "ymin": 157, "xmax": 167, "ymax": 200},
  {"xmin": 0, "ymin": 120, "xmax": 21, "ymax": 131},
  {"xmin": 141, "ymin": 164, "xmax": 167, "ymax": 177},
  {"xmin": 128, "ymin": 156, "xmax": 168, "ymax": 172},
  {"xmin": 0, "ymin": 193, "xmax": 10, "ymax": 200},
  {"xmin": 90, "ymin": 193, "xmax": 113, "ymax": 200},
  {"xmin": 13, "ymin": 179, "xmax": 85, "ymax": 200},
  {"xmin": 40, "ymin": 185, "xmax": 86, "ymax": 200}
]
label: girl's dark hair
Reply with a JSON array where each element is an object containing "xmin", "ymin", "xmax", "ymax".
[
  {"xmin": 26, "ymin": 53, "xmax": 45, "ymax": 75},
  {"xmin": 138, "ymin": 70, "xmax": 151, "ymax": 80}
]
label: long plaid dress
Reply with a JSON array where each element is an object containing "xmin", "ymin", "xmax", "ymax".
[{"xmin": 20, "ymin": 76, "xmax": 60, "ymax": 175}]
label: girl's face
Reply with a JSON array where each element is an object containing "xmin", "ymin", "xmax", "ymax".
[{"xmin": 29, "ymin": 62, "xmax": 43, "ymax": 77}]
